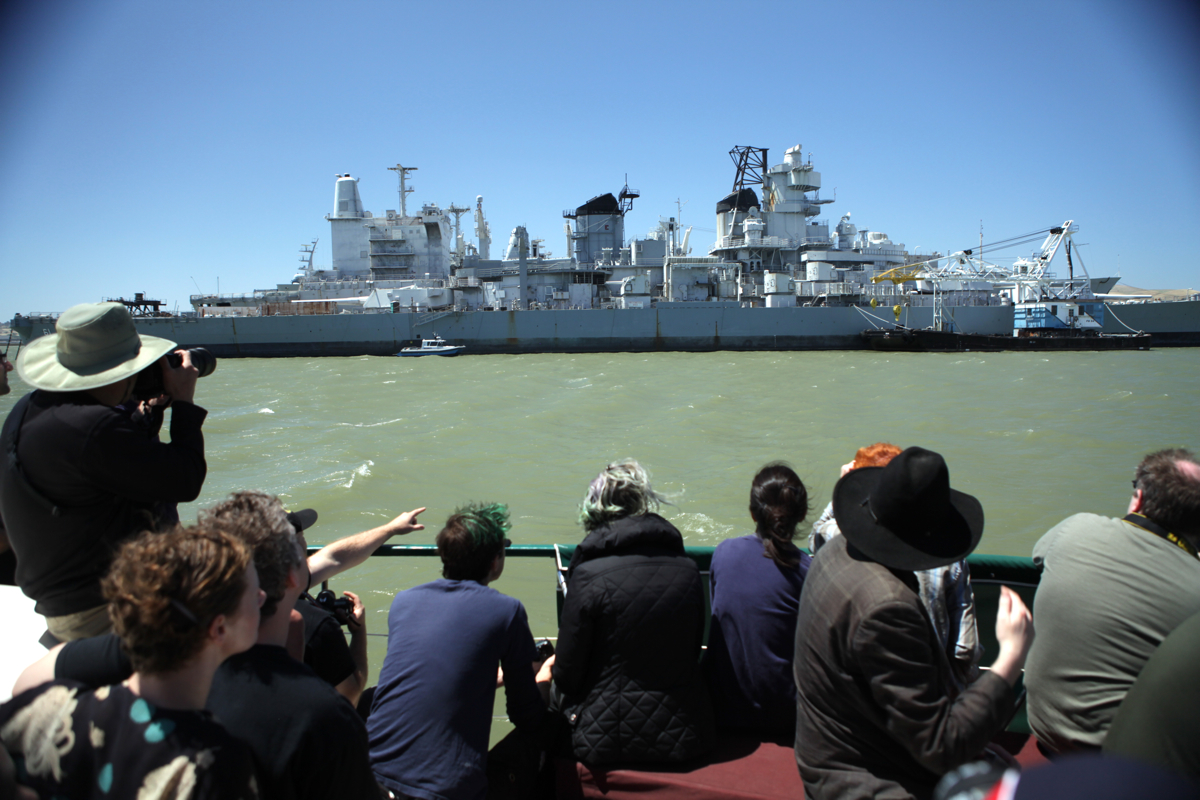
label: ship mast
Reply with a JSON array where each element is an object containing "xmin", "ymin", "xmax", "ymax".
[
  {"xmin": 300, "ymin": 239, "xmax": 318, "ymax": 278},
  {"xmin": 388, "ymin": 164, "xmax": 418, "ymax": 217},
  {"xmin": 474, "ymin": 196, "xmax": 491, "ymax": 260},
  {"xmin": 446, "ymin": 204, "xmax": 470, "ymax": 260}
]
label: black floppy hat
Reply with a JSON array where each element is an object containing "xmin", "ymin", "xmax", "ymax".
[{"xmin": 832, "ymin": 446, "xmax": 983, "ymax": 571}]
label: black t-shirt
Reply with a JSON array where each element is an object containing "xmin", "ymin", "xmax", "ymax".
[
  {"xmin": 295, "ymin": 597, "xmax": 356, "ymax": 687},
  {"xmin": 0, "ymin": 681, "xmax": 259, "ymax": 799},
  {"xmin": 207, "ymin": 644, "xmax": 380, "ymax": 800}
]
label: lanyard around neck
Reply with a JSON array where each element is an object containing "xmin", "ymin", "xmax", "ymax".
[{"xmin": 1123, "ymin": 513, "xmax": 1199, "ymax": 561}]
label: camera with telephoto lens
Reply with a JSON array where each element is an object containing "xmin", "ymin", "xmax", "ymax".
[
  {"xmin": 535, "ymin": 638, "xmax": 555, "ymax": 662},
  {"xmin": 133, "ymin": 347, "xmax": 217, "ymax": 401},
  {"xmin": 314, "ymin": 589, "xmax": 354, "ymax": 626}
]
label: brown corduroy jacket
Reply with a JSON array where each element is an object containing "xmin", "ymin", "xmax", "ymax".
[{"xmin": 793, "ymin": 535, "xmax": 1012, "ymax": 800}]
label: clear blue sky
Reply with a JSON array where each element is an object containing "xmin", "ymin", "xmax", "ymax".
[{"xmin": 2, "ymin": 0, "xmax": 1197, "ymax": 322}]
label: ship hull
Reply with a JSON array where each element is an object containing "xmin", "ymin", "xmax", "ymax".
[
  {"xmin": 862, "ymin": 328, "xmax": 1151, "ymax": 352},
  {"xmin": 15, "ymin": 305, "xmax": 1014, "ymax": 357},
  {"xmin": 1099, "ymin": 299, "xmax": 1200, "ymax": 346},
  {"xmin": 16, "ymin": 300, "xmax": 1198, "ymax": 356}
]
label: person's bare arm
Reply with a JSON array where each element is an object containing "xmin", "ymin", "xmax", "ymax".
[
  {"xmin": 988, "ymin": 586, "xmax": 1033, "ymax": 687},
  {"xmin": 286, "ymin": 608, "xmax": 306, "ymax": 662},
  {"xmin": 12, "ymin": 645, "xmax": 63, "ymax": 696},
  {"xmin": 535, "ymin": 654, "xmax": 555, "ymax": 706},
  {"xmin": 333, "ymin": 591, "xmax": 368, "ymax": 706},
  {"xmin": 307, "ymin": 508, "xmax": 425, "ymax": 586}
]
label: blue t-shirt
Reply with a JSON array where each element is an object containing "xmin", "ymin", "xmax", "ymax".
[
  {"xmin": 368, "ymin": 579, "xmax": 544, "ymax": 800},
  {"xmin": 704, "ymin": 534, "xmax": 811, "ymax": 734}
]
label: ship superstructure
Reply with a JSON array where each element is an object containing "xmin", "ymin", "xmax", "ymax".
[
  {"xmin": 17, "ymin": 140, "xmax": 1193, "ymax": 356},
  {"xmin": 190, "ymin": 144, "xmax": 959, "ymax": 319}
]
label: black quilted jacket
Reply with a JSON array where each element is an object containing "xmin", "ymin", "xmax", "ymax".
[{"xmin": 552, "ymin": 513, "xmax": 716, "ymax": 765}]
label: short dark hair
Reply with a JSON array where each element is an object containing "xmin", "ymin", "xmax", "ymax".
[
  {"xmin": 1136, "ymin": 448, "xmax": 1200, "ymax": 540},
  {"xmin": 104, "ymin": 525, "xmax": 250, "ymax": 675},
  {"xmin": 436, "ymin": 503, "xmax": 510, "ymax": 583},
  {"xmin": 200, "ymin": 491, "xmax": 302, "ymax": 620}
]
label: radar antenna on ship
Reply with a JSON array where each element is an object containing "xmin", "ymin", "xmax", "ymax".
[
  {"xmin": 388, "ymin": 164, "xmax": 418, "ymax": 217},
  {"xmin": 618, "ymin": 174, "xmax": 640, "ymax": 215},
  {"xmin": 728, "ymin": 146, "xmax": 769, "ymax": 192}
]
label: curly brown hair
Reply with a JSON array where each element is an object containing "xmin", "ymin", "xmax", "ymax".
[
  {"xmin": 103, "ymin": 525, "xmax": 250, "ymax": 675},
  {"xmin": 200, "ymin": 491, "xmax": 302, "ymax": 620}
]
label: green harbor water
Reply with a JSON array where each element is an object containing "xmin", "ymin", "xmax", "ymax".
[{"xmin": 3, "ymin": 349, "xmax": 1197, "ymax": 739}]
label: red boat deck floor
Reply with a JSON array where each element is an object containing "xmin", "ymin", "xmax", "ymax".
[{"xmin": 556, "ymin": 733, "xmax": 1049, "ymax": 799}]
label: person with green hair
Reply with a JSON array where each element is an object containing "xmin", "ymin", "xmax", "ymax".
[
  {"xmin": 552, "ymin": 459, "xmax": 716, "ymax": 765},
  {"xmin": 368, "ymin": 502, "xmax": 550, "ymax": 800}
]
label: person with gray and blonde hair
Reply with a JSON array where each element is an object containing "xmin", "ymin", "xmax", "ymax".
[
  {"xmin": 552, "ymin": 460, "xmax": 715, "ymax": 765},
  {"xmin": 578, "ymin": 458, "xmax": 668, "ymax": 530}
]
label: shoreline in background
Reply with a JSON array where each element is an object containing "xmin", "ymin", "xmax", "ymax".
[{"xmin": 1110, "ymin": 284, "xmax": 1198, "ymax": 301}]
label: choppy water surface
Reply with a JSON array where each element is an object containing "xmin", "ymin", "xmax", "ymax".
[{"xmin": 3, "ymin": 349, "xmax": 1196, "ymax": 737}]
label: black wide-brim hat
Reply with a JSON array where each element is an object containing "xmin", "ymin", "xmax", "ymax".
[{"xmin": 832, "ymin": 446, "xmax": 983, "ymax": 571}]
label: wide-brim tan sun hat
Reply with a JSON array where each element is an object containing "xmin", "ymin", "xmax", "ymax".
[{"xmin": 17, "ymin": 302, "xmax": 176, "ymax": 392}]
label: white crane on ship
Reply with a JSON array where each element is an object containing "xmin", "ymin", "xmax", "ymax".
[{"xmin": 872, "ymin": 221, "xmax": 1106, "ymax": 332}]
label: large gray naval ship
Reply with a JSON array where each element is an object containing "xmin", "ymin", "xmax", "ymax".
[{"xmin": 13, "ymin": 145, "xmax": 1199, "ymax": 354}]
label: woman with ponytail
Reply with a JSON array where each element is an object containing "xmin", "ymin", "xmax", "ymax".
[
  {"xmin": 704, "ymin": 462, "xmax": 812, "ymax": 737},
  {"xmin": 553, "ymin": 459, "xmax": 715, "ymax": 765}
]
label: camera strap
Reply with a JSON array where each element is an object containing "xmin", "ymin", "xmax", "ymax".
[{"xmin": 1123, "ymin": 513, "xmax": 1198, "ymax": 561}]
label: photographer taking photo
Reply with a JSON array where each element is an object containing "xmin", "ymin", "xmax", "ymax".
[{"xmin": 0, "ymin": 302, "xmax": 211, "ymax": 641}]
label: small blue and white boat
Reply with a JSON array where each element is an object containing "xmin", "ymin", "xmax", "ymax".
[{"xmin": 396, "ymin": 333, "xmax": 465, "ymax": 357}]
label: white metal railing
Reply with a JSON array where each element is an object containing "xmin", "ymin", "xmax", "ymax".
[{"xmin": 414, "ymin": 310, "xmax": 455, "ymax": 326}]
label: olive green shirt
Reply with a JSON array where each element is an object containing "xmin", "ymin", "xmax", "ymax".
[{"xmin": 1025, "ymin": 513, "xmax": 1200, "ymax": 752}]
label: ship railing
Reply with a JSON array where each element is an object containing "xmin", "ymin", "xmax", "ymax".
[
  {"xmin": 414, "ymin": 310, "xmax": 456, "ymax": 326},
  {"xmin": 190, "ymin": 293, "xmax": 261, "ymax": 303},
  {"xmin": 711, "ymin": 235, "xmax": 806, "ymax": 251},
  {"xmin": 323, "ymin": 542, "xmax": 1038, "ymax": 734}
]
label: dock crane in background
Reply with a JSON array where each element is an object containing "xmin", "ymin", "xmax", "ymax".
[{"xmin": 869, "ymin": 221, "xmax": 1097, "ymax": 332}]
